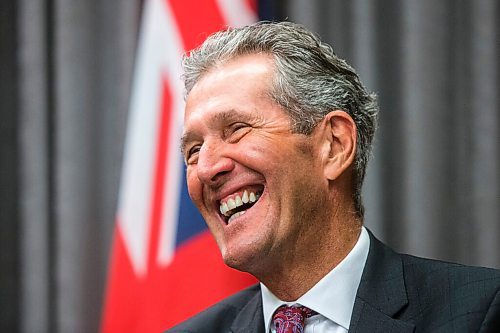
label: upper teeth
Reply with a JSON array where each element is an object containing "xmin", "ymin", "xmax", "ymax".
[{"xmin": 219, "ymin": 190, "xmax": 260, "ymax": 216}]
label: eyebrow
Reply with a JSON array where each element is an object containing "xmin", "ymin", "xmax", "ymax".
[
  {"xmin": 180, "ymin": 132, "xmax": 194, "ymax": 157},
  {"xmin": 212, "ymin": 109, "xmax": 240, "ymax": 124}
]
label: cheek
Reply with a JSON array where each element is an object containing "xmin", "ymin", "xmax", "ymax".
[
  {"xmin": 186, "ymin": 169, "xmax": 203, "ymax": 204},
  {"xmin": 238, "ymin": 142, "xmax": 283, "ymax": 169}
]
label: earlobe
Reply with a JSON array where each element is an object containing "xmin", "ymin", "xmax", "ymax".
[{"xmin": 321, "ymin": 111, "xmax": 357, "ymax": 181}]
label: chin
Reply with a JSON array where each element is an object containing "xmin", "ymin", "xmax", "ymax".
[{"xmin": 221, "ymin": 245, "xmax": 262, "ymax": 274}]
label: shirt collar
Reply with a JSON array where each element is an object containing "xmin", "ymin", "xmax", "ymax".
[{"xmin": 261, "ymin": 226, "xmax": 370, "ymax": 331}]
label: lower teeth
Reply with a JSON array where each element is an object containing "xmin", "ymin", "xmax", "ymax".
[{"xmin": 228, "ymin": 210, "xmax": 246, "ymax": 224}]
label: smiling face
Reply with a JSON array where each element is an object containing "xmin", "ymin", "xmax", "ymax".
[{"xmin": 182, "ymin": 54, "xmax": 333, "ymax": 275}]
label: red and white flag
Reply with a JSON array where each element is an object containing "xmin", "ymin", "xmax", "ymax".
[{"xmin": 101, "ymin": 1, "xmax": 257, "ymax": 331}]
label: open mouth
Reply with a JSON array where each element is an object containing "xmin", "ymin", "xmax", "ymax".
[{"xmin": 218, "ymin": 186, "xmax": 264, "ymax": 224}]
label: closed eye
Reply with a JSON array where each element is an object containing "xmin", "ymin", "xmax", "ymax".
[
  {"xmin": 231, "ymin": 122, "xmax": 248, "ymax": 131},
  {"xmin": 226, "ymin": 122, "xmax": 251, "ymax": 143},
  {"xmin": 185, "ymin": 145, "xmax": 201, "ymax": 165}
]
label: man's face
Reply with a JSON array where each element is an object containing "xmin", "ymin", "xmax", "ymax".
[{"xmin": 182, "ymin": 54, "xmax": 329, "ymax": 274}]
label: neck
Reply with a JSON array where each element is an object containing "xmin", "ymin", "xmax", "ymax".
[{"xmin": 258, "ymin": 217, "xmax": 362, "ymax": 301}]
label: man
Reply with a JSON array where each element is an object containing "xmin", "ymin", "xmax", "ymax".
[{"xmin": 169, "ymin": 22, "xmax": 500, "ymax": 332}]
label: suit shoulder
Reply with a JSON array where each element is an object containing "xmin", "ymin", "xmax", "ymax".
[
  {"xmin": 165, "ymin": 284, "xmax": 261, "ymax": 333},
  {"xmin": 400, "ymin": 254, "xmax": 500, "ymax": 328},
  {"xmin": 401, "ymin": 253, "xmax": 500, "ymax": 288}
]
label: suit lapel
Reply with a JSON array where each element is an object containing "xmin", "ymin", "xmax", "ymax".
[
  {"xmin": 228, "ymin": 231, "xmax": 415, "ymax": 333},
  {"xmin": 229, "ymin": 286, "xmax": 265, "ymax": 333},
  {"xmin": 349, "ymin": 230, "xmax": 415, "ymax": 333},
  {"xmin": 350, "ymin": 299, "xmax": 414, "ymax": 332}
]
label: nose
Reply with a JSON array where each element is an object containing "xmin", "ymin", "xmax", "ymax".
[{"xmin": 196, "ymin": 141, "xmax": 234, "ymax": 186}]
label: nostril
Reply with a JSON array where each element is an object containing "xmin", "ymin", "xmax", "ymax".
[
  {"xmin": 209, "ymin": 158, "xmax": 234, "ymax": 182},
  {"xmin": 197, "ymin": 155, "xmax": 235, "ymax": 184},
  {"xmin": 211, "ymin": 169, "xmax": 231, "ymax": 182}
]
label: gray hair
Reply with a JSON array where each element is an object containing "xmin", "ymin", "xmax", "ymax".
[{"xmin": 182, "ymin": 21, "xmax": 378, "ymax": 218}]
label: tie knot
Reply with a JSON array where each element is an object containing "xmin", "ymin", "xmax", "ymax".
[{"xmin": 272, "ymin": 305, "xmax": 317, "ymax": 333}]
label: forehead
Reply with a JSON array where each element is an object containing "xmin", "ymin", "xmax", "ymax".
[{"xmin": 183, "ymin": 54, "xmax": 277, "ymax": 130}]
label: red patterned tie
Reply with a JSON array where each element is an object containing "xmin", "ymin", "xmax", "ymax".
[{"xmin": 272, "ymin": 305, "xmax": 317, "ymax": 333}]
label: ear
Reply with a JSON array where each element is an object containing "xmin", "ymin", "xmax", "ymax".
[{"xmin": 318, "ymin": 110, "xmax": 357, "ymax": 181}]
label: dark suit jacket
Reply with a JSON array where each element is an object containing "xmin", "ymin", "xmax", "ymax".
[{"xmin": 167, "ymin": 231, "xmax": 500, "ymax": 332}]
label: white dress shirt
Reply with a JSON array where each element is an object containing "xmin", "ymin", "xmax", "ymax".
[{"xmin": 261, "ymin": 226, "xmax": 370, "ymax": 333}]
